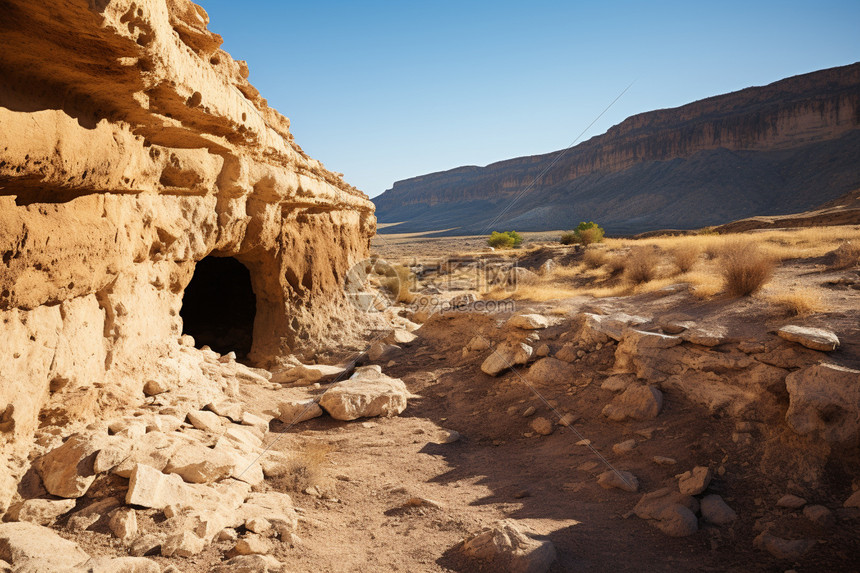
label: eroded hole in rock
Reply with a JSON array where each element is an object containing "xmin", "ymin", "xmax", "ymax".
[{"xmin": 180, "ymin": 256, "xmax": 256, "ymax": 359}]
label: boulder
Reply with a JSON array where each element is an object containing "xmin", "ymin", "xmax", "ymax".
[
  {"xmin": 187, "ymin": 410, "xmax": 226, "ymax": 433},
  {"xmin": 507, "ymin": 314, "xmax": 549, "ymax": 330},
  {"xmin": 0, "ymin": 522, "xmax": 90, "ymax": 570},
  {"xmin": 459, "ymin": 519, "xmax": 556, "ymax": 573},
  {"xmin": 270, "ymin": 363, "xmax": 347, "ymax": 386},
  {"xmin": 785, "ymin": 363, "xmax": 860, "ymax": 445},
  {"xmin": 108, "ymin": 508, "xmax": 138, "ymax": 542},
  {"xmin": 238, "ymin": 492, "xmax": 299, "ymax": 533},
  {"xmin": 602, "ymin": 385, "xmax": 663, "ymax": 421},
  {"xmin": 525, "ymin": 357, "xmax": 580, "ymax": 386},
  {"xmin": 368, "ymin": 341, "xmax": 399, "ymax": 361},
  {"xmin": 319, "ymin": 368, "xmax": 409, "ymax": 421},
  {"xmin": 481, "ymin": 343, "xmax": 533, "ymax": 376},
  {"xmin": 754, "ymin": 532, "xmax": 816, "ymax": 560},
  {"xmin": 700, "ymin": 494, "xmax": 737, "ymax": 525},
  {"xmin": 126, "ymin": 464, "xmax": 194, "ymax": 510},
  {"xmin": 529, "ymin": 417, "xmax": 553, "ymax": 436},
  {"xmin": 36, "ymin": 433, "xmax": 103, "ymax": 498},
  {"xmin": 235, "ymin": 535, "xmax": 272, "ymax": 555},
  {"xmin": 212, "ymin": 555, "xmax": 286, "ymax": 573},
  {"xmin": 5, "ymin": 499, "xmax": 76, "ymax": 525},
  {"xmin": 678, "ymin": 466, "xmax": 713, "ymax": 495},
  {"xmin": 464, "ymin": 336, "xmax": 492, "ymax": 353},
  {"xmin": 278, "ymin": 399, "xmax": 324, "ymax": 425},
  {"xmin": 164, "ymin": 444, "xmax": 234, "ymax": 484},
  {"xmin": 633, "ymin": 489, "xmax": 700, "ymax": 537},
  {"xmin": 161, "ymin": 530, "xmax": 206, "ymax": 557},
  {"xmin": 777, "ymin": 325, "xmax": 840, "ymax": 351},
  {"xmin": 653, "ymin": 505, "xmax": 699, "ymax": 537},
  {"xmin": 84, "ymin": 557, "xmax": 161, "ymax": 573},
  {"xmin": 597, "ymin": 470, "xmax": 639, "ymax": 492}
]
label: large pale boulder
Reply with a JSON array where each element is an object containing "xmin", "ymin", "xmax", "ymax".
[
  {"xmin": 777, "ymin": 325, "xmax": 840, "ymax": 351},
  {"xmin": 459, "ymin": 519, "xmax": 556, "ymax": 573},
  {"xmin": 0, "ymin": 522, "xmax": 90, "ymax": 571},
  {"xmin": 319, "ymin": 367, "xmax": 410, "ymax": 421},
  {"xmin": 525, "ymin": 357, "xmax": 580, "ymax": 386},
  {"xmin": 126, "ymin": 464, "xmax": 195, "ymax": 510},
  {"xmin": 36, "ymin": 433, "xmax": 104, "ymax": 498},
  {"xmin": 785, "ymin": 363, "xmax": 860, "ymax": 445},
  {"xmin": 481, "ymin": 343, "xmax": 533, "ymax": 376},
  {"xmin": 602, "ymin": 385, "xmax": 663, "ymax": 421},
  {"xmin": 4, "ymin": 499, "xmax": 76, "ymax": 526},
  {"xmin": 278, "ymin": 398, "xmax": 324, "ymax": 425},
  {"xmin": 164, "ymin": 443, "xmax": 235, "ymax": 484}
]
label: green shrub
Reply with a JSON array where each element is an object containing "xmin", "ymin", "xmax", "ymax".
[
  {"xmin": 488, "ymin": 231, "xmax": 523, "ymax": 249},
  {"xmin": 560, "ymin": 222, "xmax": 605, "ymax": 246}
]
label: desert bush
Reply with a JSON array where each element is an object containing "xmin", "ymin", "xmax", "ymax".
[
  {"xmin": 559, "ymin": 231, "xmax": 578, "ymax": 245},
  {"xmin": 828, "ymin": 241, "xmax": 860, "ymax": 270},
  {"xmin": 583, "ymin": 248, "xmax": 608, "ymax": 269},
  {"xmin": 488, "ymin": 230, "xmax": 523, "ymax": 249},
  {"xmin": 378, "ymin": 264, "xmax": 415, "ymax": 303},
  {"xmin": 624, "ymin": 246, "xmax": 661, "ymax": 284},
  {"xmin": 719, "ymin": 240, "xmax": 775, "ymax": 297},
  {"xmin": 605, "ymin": 254, "xmax": 627, "ymax": 277},
  {"xmin": 268, "ymin": 442, "xmax": 333, "ymax": 493},
  {"xmin": 671, "ymin": 244, "xmax": 701, "ymax": 273},
  {"xmin": 767, "ymin": 288, "xmax": 825, "ymax": 316}
]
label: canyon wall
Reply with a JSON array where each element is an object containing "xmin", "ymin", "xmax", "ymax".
[
  {"xmin": 375, "ymin": 63, "xmax": 860, "ymax": 234},
  {"xmin": 0, "ymin": 0, "xmax": 374, "ymax": 506}
]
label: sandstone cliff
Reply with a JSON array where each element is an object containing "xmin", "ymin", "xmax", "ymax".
[
  {"xmin": 0, "ymin": 0, "xmax": 374, "ymax": 507},
  {"xmin": 375, "ymin": 63, "xmax": 860, "ymax": 234}
]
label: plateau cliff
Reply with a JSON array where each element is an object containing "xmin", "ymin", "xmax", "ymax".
[{"xmin": 374, "ymin": 63, "xmax": 860, "ymax": 235}]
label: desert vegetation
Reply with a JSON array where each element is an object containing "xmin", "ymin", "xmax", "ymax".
[
  {"xmin": 560, "ymin": 221, "xmax": 605, "ymax": 245},
  {"xmin": 488, "ymin": 230, "xmax": 524, "ymax": 249}
]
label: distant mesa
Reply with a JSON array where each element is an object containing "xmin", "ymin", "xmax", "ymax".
[{"xmin": 374, "ymin": 62, "xmax": 860, "ymax": 235}]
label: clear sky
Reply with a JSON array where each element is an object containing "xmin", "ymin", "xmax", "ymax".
[{"xmin": 199, "ymin": 1, "xmax": 860, "ymax": 198}]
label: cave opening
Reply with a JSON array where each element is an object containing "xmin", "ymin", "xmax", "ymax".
[{"xmin": 180, "ymin": 256, "xmax": 256, "ymax": 359}]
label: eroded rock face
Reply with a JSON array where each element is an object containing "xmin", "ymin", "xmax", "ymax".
[{"xmin": 0, "ymin": 0, "xmax": 374, "ymax": 503}]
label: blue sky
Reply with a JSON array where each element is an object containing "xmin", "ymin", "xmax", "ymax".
[{"xmin": 199, "ymin": 1, "xmax": 860, "ymax": 198}]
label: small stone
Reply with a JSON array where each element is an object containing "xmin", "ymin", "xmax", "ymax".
[
  {"xmin": 278, "ymin": 399, "xmax": 323, "ymax": 425},
  {"xmin": 535, "ymin": 344, "xmax": 550, "ymax": 357},
  {"xmin": 754, "ymin": 532, "xmax": 816, "ymax": 560},
  {"xmin": 654, "ymin": 505, "xmax": 698, "ymax": 537},
  {"xmin": 245, "ymin": 517, "xmax": 272, "ymax": 534},
  {"xmin": 385, "ymin": 329, "xmax": 418, "ymax": 345},
  {"xmin": 678, "ymin": 466, "xmax": 712, "ymax": 495},
  {"xmin": 522, "ymin": 406, "xmax": 536, "ymax": 417},
  {"xmin": 652, "ymin": 456, "xmax": 677, "ymax": 466},
  {"xmin": 803, "ymin": 504, "xmax": 835, "ymax": 528},
  {"xmin": 437, "ymin": 429, "xmax": 461, "ymax": 444},
  {"xmin": 187, "ymin": 410, "xmax": 226, "ymax": 433},
  {"xmin": 557, "ymin": 413, "xmax": 578, "ymax": 427},
  {"xmin": 530, "ymin": 417, "xmax": 553, "ymax": 436},
  {"xmin": 234, "ymin": 534, "xmax": 272, "ymax": 555},
  {"xmin": 612, "ymin": 439, "xmax": 636, "ymax": 455},
  {"xmin": 143, "ymin": 379, "xmax": 169, "ymax": 396},
  {"xmin": 161, "ymin": 530, "xmax": 206, "ymax": 557},
  {"xmin": 507, "ymin": 314, "xmax": 550, "ymax": 330},
  {"xmin": 108, "ymin": 508, "xmax": 138, "ymax": 542},
  {"xmin": 777, "ymin": 494, "xmax": 807, "ymax": 509},
  {"xmin": 597, "ymin": 470, "xmax": 639, "ymax": 493},
  {"xmin": 700, "ymin": 494, "xmax": 737, "ymax": 525},
  {"xmin": 218, "ymin": 528, "xmax": 238, "ymax": 542},
  {"xmin": 602, "ymin": 385, "xmax": 663, "ymax": 421},
  {"xmin": 480, "ymin": 342, "xmax": 533, "ymax": 376}
]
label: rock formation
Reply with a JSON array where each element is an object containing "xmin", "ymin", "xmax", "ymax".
[
  {"xmin": 374, "ymin": 62, "xmax": 860, "ymax": 234},
  {"xmin": 0, "ymin": 0, "xmax": 374, "ymax": 509}
]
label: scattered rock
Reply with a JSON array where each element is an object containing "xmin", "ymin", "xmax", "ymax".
[
  {"xmin": 777, "ymin": 325, "xmax": 840, "ymax": 351},
  {"xmin": 436, "ymin": 429, "xmax": 461, "ymax": 444},
  {"xmin": 530, "ymin": 417, "xmax": 553, "ymax": 436},
  {"xmin": 126, "ymin": 464, "xmax": 193, "ymax": 510},
  {"xmin": 654, "ymin": 504, "xmax": 699, "ymax": 537},
  {"xmin": 602, "ymin": 385, "xmax": 663, "ymax": 421},
  {"xmin": 508, "ymin": 314, "xmax": 550, "ymax": 330},
  {"xmin": 207, "ymin": 400, "xmax": 245, "ymax": 422},
  {"xmin": 465, "ymin": 336, "xmax": 492, "ymax": 353},
  {"xmin": 5, "ymin": 498, "xmax": 76, "ymax": 525},
  {"xmin": 164, "ymin": 444, "xmax": 234, "ymax": 484},
  {"xmin": 678, "ymin": 466, "xmax": 713, "ymax": 495},
  {"xmin": 681, "ymin": 326, "xmax": 727, "ymax": 347},
  {"xmin": 612, "ymin": 439, "xmax": 636, "ymax": 455},
  {"xmin": 271, "ymin": 364, "xmax": 347, "ymax": 386},
  {"xmin": 601, "ymin": 374, "xmax": 635, "ymax": 392},
  {"xmin": 161, "ymin": 530, "xmax": 206, "ymax": 557},
  {"xmin": 803, "ymin": 504, "xmax": 835, "ymax": 528},
  {"xmin": 700, "ymin": 494, "xmax": 737, "ymax": 525},
  {"xmin": 525, "ymin": 357, "xmax": 579, "ymax": 386},
  {"xmin": 557, "ymin": 413, "xmax": 578, "ymax": 427},
  {"xmin": 108, "ymin": 507, "xmax": 138, "ymax": 542},
  {"xmin": 522, "ymin": 406, "xmax": 536, "ymax": 417},
  {"xmin": 785, "ymin": 363, "xmax": 860, "ymax": 445},
  {"xmin": 319, "ymin": 368, "xmax": 410, "ymax": 421},
  {"xmin": 535, "ymin": 344, "xmax": 550, "ymax": 357},
  {"xmin": 844, "ymin": 490, "xmax": 860, "ymax": 508},
  {"xmin": 481, "ymin": 342, "xmax": 533, "ymax": 376},
  {"xmin": 86, "ymin": 557, "xmax": 161, "ymax": 572},
  {"xmin": 385, "ymin": 329, "xmax": 418, "ymax": 345},
  {"xmin": 369, "ymin": 341, "xmax": 399, "ymax": 361},
  {"xmin": 235, "ymin": 534, "xmax": 272, "ymax": 555},
  {"xmin": 212, "ymin": 555, "xmax": 285, "ymax": 573},
  {"xmin": 0, "ymin": 522, "xmax": 90, "ymax": 570},
  {"xmin": 597, "ymin": 470, "xmax": 639, "ymax": 492},
  {"xmin": 278, "ymin": 399, "xmax": 323, "ymax": 425},
  {"xmin": 245, "ymin": 517, "xmax": 272, "ymax": 534},
  {"xmin": 754, "ymin": 532, "xmax": 816, "ymax": 560},
  {"xmin": 36, "ymin": 433, "xmax": 102, "ymax": 498},
  {"xmin": 143, "ymin": 379, "xmax": 169, "ymax": 396},
  {"xmin": 652, "ymin": 456, "xmax": 676, "ymax": 466},
  {"xmin": 777, "ymin": 494, "xmax": 807, "ymax": 509},
  {"xmin": 459, "ymin": 519, "xmax": 556, "ymax": 573}
]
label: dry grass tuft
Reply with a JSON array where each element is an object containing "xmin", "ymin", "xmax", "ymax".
[
  {"xmin": 766, "ymin": 288, "xmax": 825, "ymax": 316},
  {"xmin": 582, "ymin": 248, "xmax": 609, "ymax": 269},
  {"xmin": 719, "ymin": 240, "xmax": 775, "ymax": 297},
  {"xmin": 828, "ymin": 241, "xmax": 860, "ymax": 270},
  {"xmin": 380, "ymin": 264, "xmax": 415, "ymax": 303},
  {"xmin": 671, "ymin": 244, "xmax": 701, "ymax": 273},
  {"xmin": 268, "ymin": 441, "xmax": 334, "ymax": 493},
  {"xmin": 624, "ymin": 246, "xmax": 662, "ymax": 285}
]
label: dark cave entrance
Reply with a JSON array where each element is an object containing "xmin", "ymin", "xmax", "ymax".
[{"xmin": 180, "ymin": 256, "xmax": 256, "ymax": 359}]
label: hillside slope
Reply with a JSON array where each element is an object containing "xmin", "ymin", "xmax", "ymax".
[{"xmin": 374, "ymin": 63, "xmax": 860, "ymax": 235}]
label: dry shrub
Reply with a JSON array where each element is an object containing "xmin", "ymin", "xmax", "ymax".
[
  {"xmin": 269, "ymin": 441, "xmax": 333, "ymax": 493},
  {"xmin": 380, "ymin": 264, "xmax": 415, "ymax": 303},
  {"xmin": 582, "ymin": 248, "xmax": 608, "ymax": 269},
  {"xmin": 605, "ymin": 254, "xmax": 627, "ymax": 277},
  {"xmin": 828, "ymin": 241, "xmax": 860, "ymax": 270},
  {"xmin": 719, "ymin": 240, "xmax": 775, "ymax": 297},
  {"xmin": 671, "ymin": 244, "xmax": 701, "ymax": 273},
  {"xmin": 767, "ymin": 288, "xmax": 825, "ymax": 316},
  {"xmin": 624, "ymin": 246, "xmax": 661, "ymax": 285}
]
